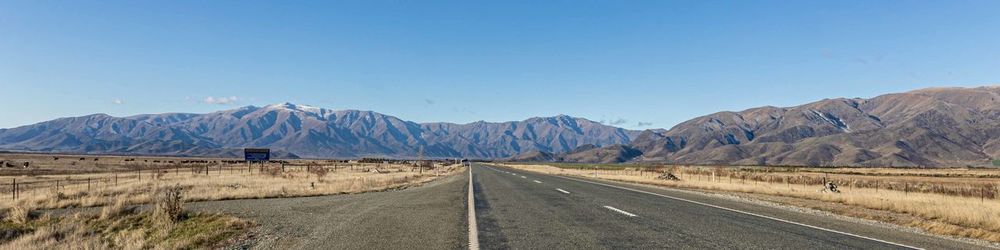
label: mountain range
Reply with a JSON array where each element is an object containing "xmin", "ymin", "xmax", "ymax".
[
  {"xmin": 1, "ymin": 86, "xmax": 998, "ymax": 167},
  {"xmin": 0, "ymin": 103, "xmax": 637, "ymax": 159},
  {"xmin": 511, "ymin": 86, "xmax": 1000, "ymax": 167}
]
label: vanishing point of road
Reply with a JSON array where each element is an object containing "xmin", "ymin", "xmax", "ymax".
[{"xmin": 189, "ymin": 163, "xmax": 989, "ymax": 249}]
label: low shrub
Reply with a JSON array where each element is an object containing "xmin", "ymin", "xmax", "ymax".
[{"xmin": 153, "ymin": 184, "xmax": 185, "ymax": 224}]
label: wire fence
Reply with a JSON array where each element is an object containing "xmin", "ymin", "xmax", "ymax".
[
  {"xmin": 576, "ymin": 166, "xmax": 999, "ymax": 201},
  {"xmin": 2, "ymin": 162, "xmax": 439, "ymax": 201}
]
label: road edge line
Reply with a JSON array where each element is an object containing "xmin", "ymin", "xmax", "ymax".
[
  {"xmin": 551, "ymin": 174, "xmax": 924, "ymax": 250},
  {"xmin": 467, "ymin": 165, "xmax": 480, "ymax": 250}
]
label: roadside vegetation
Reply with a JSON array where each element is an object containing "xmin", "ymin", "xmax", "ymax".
[
  {"xmin": 2, "ymin": 160, "xmax": 463, "ymax": 210},
  {"xmin": 0, "ymin": 153, "xmax": 465, "ymax": 248},
  {"xmin": 501, "ymin": 163, "xmax": 1000, "ymax": 243},
  {"xmin": 1, "ymin": 185, "xmax": 250, "ymax": 249}
]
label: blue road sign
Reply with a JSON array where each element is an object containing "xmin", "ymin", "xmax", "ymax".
[{"xmin": 244, "ymin": 148, "xmax": 270, "ymax": 161}]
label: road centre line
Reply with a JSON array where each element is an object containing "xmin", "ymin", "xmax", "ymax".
[{"xmin": 603, "ymin": 206, "xmax": 638, "ymax": 217}]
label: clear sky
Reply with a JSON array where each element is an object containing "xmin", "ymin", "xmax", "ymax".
[{"xmin": 2, "ymin": 1, "xmax": 998, "ymax": 130}]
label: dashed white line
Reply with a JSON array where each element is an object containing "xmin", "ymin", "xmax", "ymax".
[
  {"xmin": 533, "ymin": 180, "xmax": 542, "ymax": 183},
  {"xmin": 603, "ymin": 206, "xmax": 638, "ymax": 217},
  {"xmin": 557, "ymin": 176, "xmax": 923, "ymax": 250},
  {"xmin": 556, "ymin": 188, "xmax": 570, "ymax": 194},
  {"xmin": 520, "ymin": 176, "xmax": 527, "ymax": 179}
]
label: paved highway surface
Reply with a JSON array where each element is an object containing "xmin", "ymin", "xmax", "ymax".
[
  {"xmin": 471, "ymin": 164, "xmax": 989, "ymax": 250},
  {"xmin": 186, "ymin": 163, "xmax": 988, "ymax": 249},
  {"xmin": 187, "ymin": 174, "xmax": 468, "ymax": 249}
]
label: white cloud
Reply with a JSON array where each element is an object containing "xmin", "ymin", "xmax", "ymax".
[
  {"xmin": 821, "ymin": 48, "xmax": 835, "ymax": 59},
  {"xmin": 636, "ymin": 121, "xmax": 653, "ymax": 127},
  {"xmin": 112, "ymin": 99, "xmax": 124, "ymax": 105},
  {"xmin": 601, "ymin": 118, "xmax": 628, "ymax": 126},
  {"xmin": 201, "ymin": 96, "xmax": 240, "ymax": 105}
]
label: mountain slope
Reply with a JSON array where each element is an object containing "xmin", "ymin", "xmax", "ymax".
[
  {"xmin": 0, "ymin": 114, "xmax": 219, "ymax": 155},
  {"xmin": 0, "ymin": 103, "xmax": 637, "ymax": 158},
  {"xmin": 421, "ymin": 115, "xmax": 639, "ymax": 158},
  {"xmin": 3, "ymin": 86, "xmax": 996, "ymax": 166},
  {"xmin": 609, "ymin": 86, "xmax": 999, "ymax": 167}
]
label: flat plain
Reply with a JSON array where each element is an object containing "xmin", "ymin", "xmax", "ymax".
[{"xmin": 0, "ymin": 152, "xmax": 461, "ymax": 249}]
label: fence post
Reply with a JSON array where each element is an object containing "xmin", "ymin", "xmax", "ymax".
[
  {"xmin": 11, "ymin": 179, "xmax": 15, "ymax": 200},
  {"xmin": 87, "ymin": 178, "xmax": 91, "ymax": 191}
]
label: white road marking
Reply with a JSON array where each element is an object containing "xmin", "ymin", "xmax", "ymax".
[
  {"xmin": 604, "ymin": 206, "xmax": 638, "ymax": 217},
  {"xmin": 467, "ymin": 166, "xmax": 479, "ymax": 250},
  {"xmin": 556, "ymin": 188, "xmax": 570, "ymax": 194},
  {"xmin": 521, "ymin": 176, "xmax": 527, "ymax": 179},
  {"xmin": 533, "ymin": 180, "xmax": 542, "ymax": 183},
  {"xmin": 557, "ymin": 176, "xmax": 923, "ymax": 250}
]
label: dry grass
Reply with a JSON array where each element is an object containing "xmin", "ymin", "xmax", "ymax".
[
  {"xmin": 0, "ymin": 153, "xmax": 463, "ymax": 249},
  {"xmin": 2, "ymin": 163, "xmax": 463, "ymax": 210},
  {"xmin": 0, "ymin": 187, "xmax": 251, "ymax": 250},
  {"xmin": 500, "ymin": 164, "xmax": 1000, "ymax": 242}
]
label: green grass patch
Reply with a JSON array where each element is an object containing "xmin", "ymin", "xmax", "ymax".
[
  {"xmin": 993, "ymin": 159, "xmax": 1000, "ymax": 167},
  {"xmin": 162, "ymin": 213, "xmax": 251, "ymax": 248},
  {"xmin": 0, "ymin": 210, "xmax": 61, "ymax": 244},
  {"xmin": 0, "ymin": 221, "xmax": 36, "ymax": 243}
]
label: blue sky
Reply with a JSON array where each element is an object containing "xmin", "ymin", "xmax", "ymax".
[{"xmin": 1, "ymin": 1, "xmax": 998, "ymax": 130}]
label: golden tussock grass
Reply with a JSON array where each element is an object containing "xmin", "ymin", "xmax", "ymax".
[
  {"xmin": 2, "ymin": 163, "xmax": 464, "ymax": 210},
  {"xmin": 0, "ymin": 154, "xmax": 464, "ymax": 249},
  {"xmin": 1, "ymin": 186, "xmax": 251, "ymax": 250}
]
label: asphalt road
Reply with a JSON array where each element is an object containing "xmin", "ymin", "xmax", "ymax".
[
  {"xmin": 178, "ymin": 163, "xmax": 988, "ymax": 249},
  {"xmin": 186, "ymin": 174, "xmax": 469, "ymax": 250},
  {"xmin": 473, "ymin": 164, "xmax": 989, "ymax": 250}
]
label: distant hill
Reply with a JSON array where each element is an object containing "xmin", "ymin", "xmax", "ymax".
[
  {"xmin": 4, "ymin": 86, "xmax": 998, "ymax": 166},
  {"xmin": 513, "ymin": 86, "xmax": 1000, "ymax": 167},
  {"xmin": 506, "ymin": 150, "xmax": 561, "ymax": 163},
  {"xmin": 0, "ymin": 103, "xmax": 639, "ymax": 159}
]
